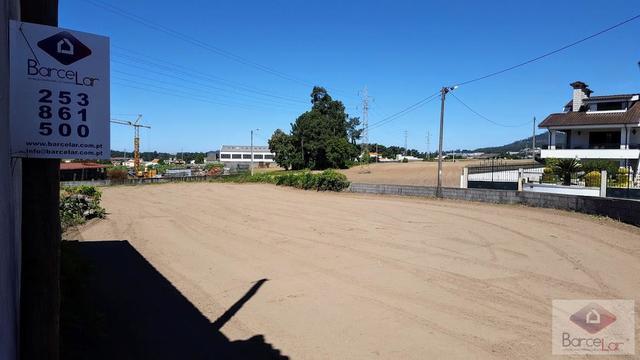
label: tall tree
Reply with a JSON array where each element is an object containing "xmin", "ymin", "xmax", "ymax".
[{"xmin": 269, "ymin": 87, "xmax": 357, "ymax": 170}]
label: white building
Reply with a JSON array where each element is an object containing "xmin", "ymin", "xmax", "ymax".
[
  {"xmin": 539, "ymin": 81, "xmax": 639, "ymax": 173},
  {"xmin": 219, "ymin": 145, "xmax": 276, "ymax": 171}
]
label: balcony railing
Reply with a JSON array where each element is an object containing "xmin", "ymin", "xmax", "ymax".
[{"xmin": 540, "ymin": 148, "xmax": 640, "ymax": 159}]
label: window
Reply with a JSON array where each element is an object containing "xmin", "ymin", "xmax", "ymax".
[
  {"xmin": 243, "ymin": 154, "xmax": 252, "ymax": 159},
  {"xmin": 589, "ymin": 131, "xmax": 621, "ymax": 149},
  {"xmin": 221, "ymin": 154, "xmax": 231, "ymax": 159},
  {"xmin": 264, "ymin": 154, "xmax": 274, "ymax": 160},
  {"xmin": 254, "ymin": 154, "xmax": 264, "ymax": 159},
  {"xmin": 232, "ymin": 154, "xmax": 241, "ymax": 159},
  {"xmin": 596, "ymin": 102, "xmax": 625, "ymax": 111}
]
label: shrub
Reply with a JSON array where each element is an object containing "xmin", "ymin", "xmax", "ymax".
[
  {"xmin": 610, "ymin": 167, "xmax": 631, "ymax": 188},
  {"xmin": 584, "ymin": 171, "xmax": 601, "ymax": 187},
  {"xmin": 315, "ymin": 170, "xmax": 350, "ymax": 191},
  {"xmin": 401, "ymin": 158, "xmax": 409, "ymax": 163},
  {"xmin": 214, "ymin": 169, "xmax": 349, "ymax": 192},
  {"xmin": 60, "ymin": 186, "xmax": 105, "ymax": 230},
  {"xmin": 299, "ymin": 172, "xmax": 318, "ymax": 189},
  {"xmin": 581, "ymin": 160, "xmax": 619, "ymax": 176},
  {"xmin": 107, "ymin": 167, "xmax": 128, "ymax": 180},
  {"xmin": 541, "ymin": 167, "xmax": 558, "ymax": 184}
]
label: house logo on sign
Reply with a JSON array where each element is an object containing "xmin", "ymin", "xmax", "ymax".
[
  {"xmin": 569, "ymin": 302, "xmax": 617, "ymax": 334},
  {"xmin": 57, "ymin": 38, "xmax": 74, "ymax": 55},
  {"xmin": 37, "ymin": 31, "xmax": 91, "ymax": 65}
]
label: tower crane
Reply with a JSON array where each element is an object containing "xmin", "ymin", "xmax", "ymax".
[{"xmin": 110, "ymin": 115, "xmax": 151, "ymax": 176}]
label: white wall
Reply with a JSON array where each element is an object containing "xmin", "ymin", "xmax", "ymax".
[
  {"xmin": 569, "ymin": 129, "xmax": 589, "ymax": 148},
  {"xmin": 0, "ymin": 1, "xmax": 21, "ymax": 359},
  {"xmin": 523, "ymin": 183, "xmax": 600, "ymax": 197}
]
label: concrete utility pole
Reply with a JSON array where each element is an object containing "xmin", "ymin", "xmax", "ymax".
[
  {"xmin": 19, "ymin": 1, "xmax": 61, "ymax": 359},
  {"xmin": 532, "ymin": 116, "xmax": 536, "ymax": 157},
  {"xmin": 436, "ymin": 86, "xmax": 457, "ymax": 197},
  {"xmin": 426, "ymin": 130, "xmax": 430, "ymax": 160},
  {"xmin": 250, "ymin": 128, "xmax": 259, "ymax": 176},
  {"xmin": 403, "ymin": 130, "xmax": 408, "ymax": 156}
]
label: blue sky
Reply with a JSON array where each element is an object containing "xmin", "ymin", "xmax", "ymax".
[{"xmin": 59, "ymin": 0, "xmax": 640, "ymax": 153}]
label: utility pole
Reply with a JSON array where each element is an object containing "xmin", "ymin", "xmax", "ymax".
[
  {"xmin": 426, "ymin": 130, "xmax": 430, "ymax": 160},
  {"xmin": 532, "ymin": 116, "xmax": 536, "ymax": 158},
  {"xmin": 250, "ymin": 128, "xmax": 260, "ymax": 175},
  {"xmin": 361, "ymin": 86, "xmax": 369, "ymax": 157},
  {"xmin": 19, "ymin": 1, "xmax": 61, "ymax": 359},
  {"xmin": 437, "ymin": 86, "xmax": 457, "ymax": 197},
  {"xmin": 403, "ymin": 130, "xmax": 408, "ymax": 156}
]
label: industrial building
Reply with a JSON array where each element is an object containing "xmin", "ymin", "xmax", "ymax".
[{"xmin": 219, "ymin": 145, "xmax": 275, "ymax": 171}]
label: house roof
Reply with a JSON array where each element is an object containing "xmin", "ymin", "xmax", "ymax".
[
  {"xmin": 60, "ymin": 162, "xmax": 108, "ymax": 171},
  {"xmin": 540, "ymin": 99, "xmax": 640, "ymax": 128},
  {"xmin": 220, "ymin": 145, "xmax": 272, "ymax": 153},
  {"xmin": 585, "ymin": 94, "xmax": 637, "ymax": 102}
]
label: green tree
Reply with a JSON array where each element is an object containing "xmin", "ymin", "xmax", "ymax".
[
  {"xmin": 194, "ymin": 153, "xmax": 205, "ymax": 164},
  {"xmin": 347, "ymin": 117, "xmax": 362, "ymax": 144},
  {"xmin": 326, "ymin": 138, "xmax": 358, "ymax": 168},
  {"xmin": 271, "ymin": 87, "xmax": 357, "ymax": 170},
  {"xmin": 269, "ymin": 129, "xmax": 301, "ymax": 170}
]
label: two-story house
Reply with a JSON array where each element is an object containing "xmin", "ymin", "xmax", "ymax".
[{"xmin": 539, "ymin": 81, "xmax": 640, "ymax": 178}]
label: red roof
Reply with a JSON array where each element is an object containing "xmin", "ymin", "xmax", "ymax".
[
  {"xmin": 60, "ymin": 162, "xmax": 108, "ymax": 170},
  {"xmin": 539, "ymin": 101, "xmax": 640, "ymax": 128}
]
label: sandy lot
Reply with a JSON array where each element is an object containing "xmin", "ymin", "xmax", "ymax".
[
  {"xmin": 73, "ymin": 183, "xmax": 640, "ymax": 359},
  {"xmin": 339, "ymin": 160, "xmax": 489, "ymax": 187}
]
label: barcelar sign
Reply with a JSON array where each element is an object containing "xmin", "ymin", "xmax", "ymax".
[{"xmin": 9, "ymin": 20, "xmax": 109, "ymax": 159}]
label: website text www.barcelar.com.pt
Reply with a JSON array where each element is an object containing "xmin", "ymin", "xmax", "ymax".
[{"xmin": 24, "ymin": 140, "xmax": 104, "ymax": 157}]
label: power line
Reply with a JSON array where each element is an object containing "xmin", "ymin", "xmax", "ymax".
[
  {"xmin": 111, "ymin": 81, "xmax": 299, "ymax": 114},
  {"xmin": 449, "ymin": 92, "xmax": 531, "ymax": 128},
  {"xmin": 111, "ymin": 71, "xmax": 302, "ymax": 111},
  {"xmin": 454, "ymin": 13, "xmax": 640, "ymax": 87},
  {"xmin": 85, "ymin": 0, "xmax": 311, "ymax": 85},
  {"xmin": 111, "ymin": 55, "xmax": 306, "ymax": 105},
  {"xmin": 367, "ymin": 91, "xmax": 440, "ymax": 131},
  {"xmin": 85, "ymin": 0, "xmax": 359, "ymax": 100}
]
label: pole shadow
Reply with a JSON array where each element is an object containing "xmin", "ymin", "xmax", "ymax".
[{"xmin": 61, "ymin": 240, "xmax": 288, "ymax": 360}]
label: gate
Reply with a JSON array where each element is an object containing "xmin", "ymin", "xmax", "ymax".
[{"xmin": 467, "ymin": 160, "xmax": 544, "ymax": 191}]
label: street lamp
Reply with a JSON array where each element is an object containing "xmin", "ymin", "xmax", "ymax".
[{"xmin": 250, "ymin": 128, "xmax": 260, "ymax": 176}]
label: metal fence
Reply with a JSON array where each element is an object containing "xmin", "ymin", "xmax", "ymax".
[
  {"xmin": 467, "ymin": 160, "xmax": 544, "ymax": 190},
  {"xmin": 61, "ymin": 175, "xmax": 219, "ymax": 187},
  {"xmin": 606, "ymin": 164, "xmax": 640, "ymax": 199}
]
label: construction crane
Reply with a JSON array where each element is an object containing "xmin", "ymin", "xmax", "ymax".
[{"xmin": 110, "ymin": 115, "xmax": 151, "ymax": 176}]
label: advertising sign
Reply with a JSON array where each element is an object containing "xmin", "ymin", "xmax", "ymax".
[{"xmin": 9, "ymin": 20, "xmax": 109, "ymax": 159}]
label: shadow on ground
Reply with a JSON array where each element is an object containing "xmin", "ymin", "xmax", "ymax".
[{"xmin": 61, "ymin": 240, "xmax": 288, "ymax": 360}]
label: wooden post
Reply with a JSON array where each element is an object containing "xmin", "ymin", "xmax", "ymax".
[{"xmin": 19, "ymin": 1, "xmax": 61, "ymax": 360}]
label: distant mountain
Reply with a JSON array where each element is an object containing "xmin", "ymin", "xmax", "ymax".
[{"xmin": 473, "ymin": 132, "xmax": 565, "ymax": 153}]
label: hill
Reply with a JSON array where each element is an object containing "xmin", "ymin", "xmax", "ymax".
[{"xmin": 474, "ymin": 132, "xmax": 565, "ymax": 153}]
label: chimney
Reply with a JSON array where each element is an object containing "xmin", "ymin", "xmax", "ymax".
[{"xmin": 570, "ymin": 81, "xmax": 591, "ymax": 112}]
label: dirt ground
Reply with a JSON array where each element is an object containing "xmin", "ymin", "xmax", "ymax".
[
  {"xmin": 338, "ymin": 160, "xmax": 483, "ymax": 187},
  {"xmin": 72, "ymin": 183, "xmax": 640, "ymax": 359}
]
